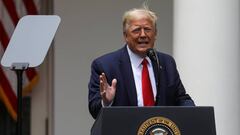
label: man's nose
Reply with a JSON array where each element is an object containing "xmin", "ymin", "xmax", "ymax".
[{"xmin": 139, "ymin": 29, "xmax": 147, "ymax": 37}]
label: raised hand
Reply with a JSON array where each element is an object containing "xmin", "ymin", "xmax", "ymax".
[{"xmin": 99, "ymin": 73, "xmax": 117, "ymax": 106}]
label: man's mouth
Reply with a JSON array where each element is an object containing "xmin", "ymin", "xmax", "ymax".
[{"xmin": 138, "ymin": 41, "xmax": 149, "ymax": 44}]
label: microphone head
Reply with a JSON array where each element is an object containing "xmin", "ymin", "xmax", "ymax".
[{"xmin": 146, "ymin": 48, "xmax": 156, "ymax": 59}]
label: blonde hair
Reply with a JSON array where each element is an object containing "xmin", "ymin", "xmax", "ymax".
[{"xmin": 122, "ymin": 8, "xmax": 157, "ymax": 33}]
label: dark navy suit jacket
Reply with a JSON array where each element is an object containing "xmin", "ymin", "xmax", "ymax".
[{"xmin": 88, "ymin": 45, "xmax": 195, "ymax": 119}]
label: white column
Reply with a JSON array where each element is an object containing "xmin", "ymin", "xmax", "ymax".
[{"xmin": 173, "ymin": 0, "xmax": 240, "ymax": 135}]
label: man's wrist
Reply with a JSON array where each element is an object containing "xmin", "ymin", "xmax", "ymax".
[{"xmin": 101, "ymin": 100, "xmax": 113, "ymax": 107}]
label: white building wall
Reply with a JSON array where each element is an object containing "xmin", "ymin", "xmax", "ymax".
[{"xmin": 173, "ymin": 0, "xmax": 240, "ymax": 134}]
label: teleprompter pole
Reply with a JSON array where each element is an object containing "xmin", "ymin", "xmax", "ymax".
[{"xmin": 11, "ymin": 63, "xmax": 29, "ymax": 135}]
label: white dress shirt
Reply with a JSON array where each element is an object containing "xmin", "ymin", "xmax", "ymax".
[{"xmin": 127, "ymin": 46, "xmax": 157, "ymax": 106}]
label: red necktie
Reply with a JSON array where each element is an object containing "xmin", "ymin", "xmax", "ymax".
[{"xmin": 142, "ymin": 59, "xmax": 154, "ymax": 106}]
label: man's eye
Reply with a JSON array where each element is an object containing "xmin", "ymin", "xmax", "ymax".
[
  {"xmin": 144, "ymin": 28, "xmax": 152, "ymax": 32},
  {"xmin": 132, "ymin": 28, "xmax": 141, "ymax": 33}
]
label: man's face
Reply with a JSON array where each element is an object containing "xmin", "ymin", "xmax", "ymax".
[{"xmin": 124, "ymin": 17, "xmax": 157, "ymax": 57}]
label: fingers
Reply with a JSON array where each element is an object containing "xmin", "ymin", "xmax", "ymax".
[
  {"xmin": 99, "ymin": 73, "xmax": 117, "ymax": 106},
  {"xmin": 99, "ymin": 73, "xmax": 107, "ymax": 96},
  {"xmin": 101, "ymin": 73, "xmax": 107, "ymax": 84},
  {"xmin": 99, "ymin": 73, "xmax": 107, "ymax": 86},
  {"xmin": 112, "ymin": 78, "xmax": 117, "ymax": 90},
  {"xmin": 99, "ymin": 73, "xmax": 117, "ymax": 96},
  {"xmin": 100, "ymin": 80, "xmax": 104, "ymax": 94}
]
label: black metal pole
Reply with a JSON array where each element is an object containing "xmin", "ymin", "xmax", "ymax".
[{"xmin": 16, "ymin": 69, "xmax": 23, "ymax": 135}]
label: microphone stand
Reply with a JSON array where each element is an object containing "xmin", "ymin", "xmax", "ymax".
[{"xmin": 147, "ymin": 49, "xmax": 162, "ymax": 105}]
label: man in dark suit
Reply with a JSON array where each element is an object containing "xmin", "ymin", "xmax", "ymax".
[{"xmin": 88, "ymin": 8, "xmax": 195, "ymax": 119}]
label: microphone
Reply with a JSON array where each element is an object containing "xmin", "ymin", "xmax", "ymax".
[
  {"xmin": 146, "ymin": 48, "xmax": 161, "ymax": 100},
  {"xmin": 146, "ymin": 48, "xmax": 159, "ymax": 67}
]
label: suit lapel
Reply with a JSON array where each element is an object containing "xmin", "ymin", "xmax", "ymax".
[
  {"xmin": 155, "ymin": 53, "xmax": 166, "ymax": 105},
  {"xmin": 119, "ymin": 46, "xmax": 138, "ymax": 105}
]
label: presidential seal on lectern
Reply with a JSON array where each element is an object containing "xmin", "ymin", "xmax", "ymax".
[{"xmin": 137, "ymin": 117, "xmax": 181, "ymax": 135}]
